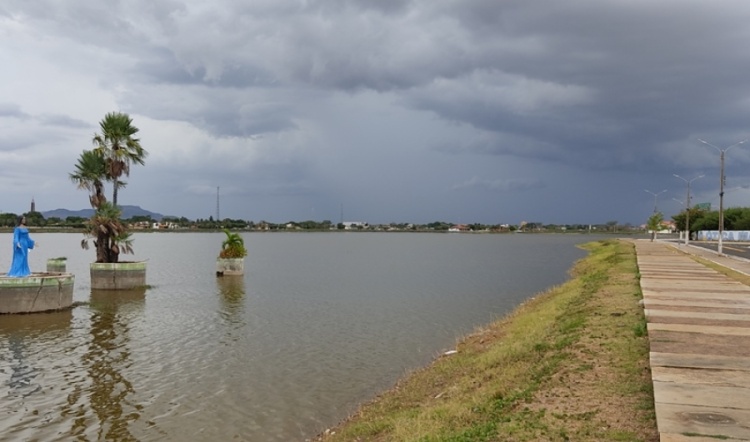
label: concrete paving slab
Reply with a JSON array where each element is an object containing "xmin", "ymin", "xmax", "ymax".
[
  {"xmin": 652, "ymin": 366, "xmax": 750, "ymax": 387},
  {"xmin": 642, "ymin": 287, "xmax": 750, "ymax": 294},
  {"xmin": 643, "ymin": 292, "xmax": 750, "ymax": 303},
  {"xmin": 631, "ymin": 239, "xmax": 750, "ymax": 441},
  {"xmin": 641, "ymin": 280, "xmax": 748, "ymax": 289},
  {"xmin": 648, "ymin": 323, "xmax": 750, "ymax": 336},
  {"xmin": 648, "ymin": 316, "xmax": 750, "ymax": 328},
  {"xmin": 651, "ymin": 352, "xmax": 750, "ymax": 371},
  {"xmin": 649, "ymin": 332, "xmax": 750, "ymax": 357},
  {"xmin": 645, "ymin": 309, "xmax": 750, "ymax": 322},
  {"xmin": 655, "ymin": 403, "xmax": 750, "ymax": 441},
  {"xmin": 643, "ymin": 298, "xmax": 750, "ymax": 309},
  {"xmin": 661, "ymin": 434, "xmax": 738, "ymax": 442},
  {"xmin": 653, "ymin": 381, "xmax": 750, "ymax": 409}
]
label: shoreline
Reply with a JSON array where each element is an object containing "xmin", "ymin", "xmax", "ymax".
[{"xmin": 314, "ymin": 239, "xmax": 658, "ymax": 441}]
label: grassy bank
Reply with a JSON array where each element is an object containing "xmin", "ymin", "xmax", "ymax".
[{"xmin": 316, "ymin": 239, "xmax": 657, "ymax": 441}]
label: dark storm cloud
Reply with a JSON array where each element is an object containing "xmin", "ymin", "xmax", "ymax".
[
  {"xmin": 0, "ymin": 104, "xmax": 89, "ymax": 128},
  {"xmin": 0, "ymin": 134, "xmax": 34, "ymax": 152},
  {"xmin": 452, "ymin": 176, "xmax": 546, "ymax": 192},
  {"xmin": 37, "ymin": 114, "xmax": 91, "ymax": 128},
  {"xmin": 133, "ymin": 48, "xmax": 279, "ymax": 89},
  {"xmin": 0, "ymin": 103, "xmax": 29, "ymax": 119},
  {"xmin": 200, "ymin": 103, "xmax": 298, "ymax": 138},
  {"xmin": 399, "ymin": 1, "xmax": 750, "ymax": 171},
  {"xmin": 6, "ymin": 0, "xmax": 750, "ymax": 223}
]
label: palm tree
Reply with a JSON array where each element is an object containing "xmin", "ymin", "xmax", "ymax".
[
  {"xmin": 73, "ymin": 112, "xmax": 146, "ymax": 264},
  {"xmin": 92, "ymin": 112, "xmax": 147, "ymax": 206},
  {"xmin": 81, "ymin": 202, "xmax": 131, "ymax": 263},
  {"xmin": 69, "ymin": 150, "xmax": 108, "ymax": 209}
]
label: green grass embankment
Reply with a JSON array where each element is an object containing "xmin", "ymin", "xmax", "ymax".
[{"xmin": 316, "ymin": 239, "xmax": 658, "ymax": 441}]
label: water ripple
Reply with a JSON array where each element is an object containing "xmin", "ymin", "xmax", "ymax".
[{"xmin": 0, "ymin": 232, "xmax": 599, "ymax": 440}]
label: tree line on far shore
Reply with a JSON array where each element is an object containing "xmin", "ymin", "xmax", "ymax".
[
  {"xmin": 0, "ymin": 211, "xmax": 246, "ymax": 230},
  {"xmin": 0, "ymin": 212, "xmax": 645, "ymax": 233}
]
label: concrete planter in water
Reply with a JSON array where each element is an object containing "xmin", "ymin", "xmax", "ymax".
[
  {"xmin": 216, "ymin": 258, "xmax": 244, "ymax": 276},
  {"xmin": 47, "ymin": 258, "xmax": 67, "ymax": 273},
  {"xmin": 90, "ymin": 261, "xmax": 147, "ymax": 290},
  {"xmin": 0, "ymin": 273, "xmax": 75, "ymax": 313}
]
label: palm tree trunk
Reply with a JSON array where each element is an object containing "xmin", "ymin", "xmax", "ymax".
[{"xmin": 95, "ymin": 234, "xmax": 107, "ymax": 263}]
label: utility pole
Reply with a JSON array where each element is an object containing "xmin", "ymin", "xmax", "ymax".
[
  {"xmin": 673, "ymin": 174, "xmax": 704, "ymax": 246},
  {"xmin": 698, "ymin": 138, "xmax": 748, "ymax": 255}
]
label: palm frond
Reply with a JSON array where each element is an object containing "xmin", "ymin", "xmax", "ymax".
[{"xmin": 220, "ymin": 229, "xmax": 247, "ymax": 258}]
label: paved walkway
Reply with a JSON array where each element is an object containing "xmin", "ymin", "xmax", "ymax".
[{"xmin": 632, "ymin": 239, "xmax": 750, "ymax": 441}]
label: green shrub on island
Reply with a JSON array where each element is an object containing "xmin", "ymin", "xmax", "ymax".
[{"xmin": 219, "ymin": 229, "xmax": 247, "ymax": 259}]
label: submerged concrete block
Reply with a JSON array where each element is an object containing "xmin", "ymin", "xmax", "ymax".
[{"xmin": 216, "ymin": 258, "xmax": 245, "ymax": 276}]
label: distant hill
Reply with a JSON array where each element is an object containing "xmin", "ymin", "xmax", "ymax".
[{"xmin": 42, "ymin": 205, "xmax": 168, "ymax": 221}]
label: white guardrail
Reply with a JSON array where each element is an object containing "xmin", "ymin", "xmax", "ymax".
[{"xmin": 697, "ymin": 230, "xmax": 750, "ymax": 241}]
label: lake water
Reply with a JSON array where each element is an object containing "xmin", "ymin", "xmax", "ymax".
[{"xmin": 0, "ymin": 232, "xmax": 604, "ymax": 441}]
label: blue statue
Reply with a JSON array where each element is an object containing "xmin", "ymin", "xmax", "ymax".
[{"xmin": 7, "ymin": 216, "xmax": 35, "ymax": 277}]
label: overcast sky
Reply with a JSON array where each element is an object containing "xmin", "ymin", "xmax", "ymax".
[{"xmin": 3, "ymin": 1, "xmax": 750, "ymax": 225}]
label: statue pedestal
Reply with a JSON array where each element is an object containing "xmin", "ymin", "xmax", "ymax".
[{"xmin": 0, "ymin": 273, "xmax": 75, "ymax": 314}]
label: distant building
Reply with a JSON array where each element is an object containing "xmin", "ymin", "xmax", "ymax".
[
  {"xmin": 131, "ymin": 221, "xmax": 151, "ymax": 230},
  {"xmin": 491, "ymin": 224, "xmax": 512, "ymax": 232},
  {"xmin": 342, "ymin": 221, "xmax": 368, "ymax": 230},
  {"xmin": 659, "ymin": 220, "xmax": 676, "ymax": 233},
  {"xmin": 151, "ymin": 222, "xmax": 178, "ymax": 230},
  {"xmin": 642, "ymin": 220, "xmax": 675, "ymax": 234}
]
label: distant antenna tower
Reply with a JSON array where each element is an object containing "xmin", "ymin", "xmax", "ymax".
[
  {"xmin": 340, "ymin": 203, "xmax": 344, "ymax": 225},
  {"xmin": 216, "ymin": 186, "xmax": 220, "ymax": 221}
]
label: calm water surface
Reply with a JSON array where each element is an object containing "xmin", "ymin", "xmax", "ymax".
[{"xmin": 0, "ymin": 232, "xmax": 605, "ymax": 441}]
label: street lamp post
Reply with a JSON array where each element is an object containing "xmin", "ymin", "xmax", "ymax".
[
  {"xmin": 674, "ymin": 174, "xmax": 704, "ymax": 246},
  {"xmin": 644, "ymin": 189, "xmax": 667, "ymax": 213},
  {"xmin": 698, "ymin": 138, "xmax": 748, "ymax": 256},
  {"xmin": 672, "ymin": 197, "xmax": 687, "ymax": 243}
]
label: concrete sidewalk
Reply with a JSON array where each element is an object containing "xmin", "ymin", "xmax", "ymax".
[{"xmin": 631, "ymin": 239, "xmax": 750, "ymax": 441}]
